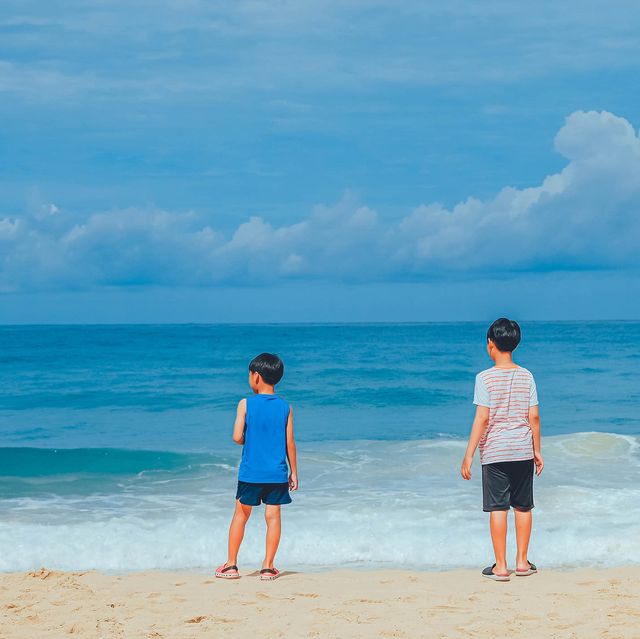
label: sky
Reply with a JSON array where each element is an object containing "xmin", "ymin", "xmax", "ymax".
[{"xmin": 1, "ymin": 0, "xmax": 639, "ymax": 323}]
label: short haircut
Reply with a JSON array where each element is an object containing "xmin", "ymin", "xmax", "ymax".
[
  {"xmin": 487, "ymin": 318, "xmax": 521, "ymax": 353},
  {"xmin": 249, "ymin": 353, "xmax": 284, "ymax": 386}
]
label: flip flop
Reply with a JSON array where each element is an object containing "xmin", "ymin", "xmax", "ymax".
[
  {"xmin": 215, "ymin": 564, "xmax": 239, "ymax": 579},
  {"xmin": 260, "ymin": 568, "xmax": 280, "ymax": 581},
  {"xmin": 515, "ymin": 561, "xmax": 537, "ymax": 576},
  {"xmin": 482, "ymin": 564, "xmax": 510, "ymax": 581}
]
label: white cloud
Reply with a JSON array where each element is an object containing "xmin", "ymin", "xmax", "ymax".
[
  {"xmin": 1, "ymin": 110, "xmax": 639, "ymax": 292},
  {"xmin": 2, "ymin": 1, "xmax": 640, "ymax": 103}
]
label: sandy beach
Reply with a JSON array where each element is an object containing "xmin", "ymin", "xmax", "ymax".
[{"xmin": 1, "ymin": 567, "xmax": 638, "ymax": 638}]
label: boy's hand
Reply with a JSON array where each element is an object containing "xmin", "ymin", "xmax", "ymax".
[
  {"xmin": 534, "ymin": 451, "xmax": 544, "ymax": 476},
  {"xmin": 460, "ymin": 455, "xmax": 473, "ymax": 480},
  {"xmin": 289, "ymin": 473, "xmax": 298, "ymax": 491}
]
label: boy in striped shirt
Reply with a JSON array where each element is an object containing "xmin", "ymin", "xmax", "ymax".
[{"xmin": 460, "ymin": 318, "xmax": 544, "ymax": 581}]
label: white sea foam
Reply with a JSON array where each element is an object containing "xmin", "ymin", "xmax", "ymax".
[{"xmin": 1, "ymin": 432, "xmax": 639, "ymax": 572}]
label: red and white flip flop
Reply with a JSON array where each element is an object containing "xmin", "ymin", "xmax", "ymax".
[
  {"xmin": 215, "ymin": 564, "xmax": 239, "ymax": 579},
  {"xmin": 260, "ymin": 567, "xmax": 280, "ymax": 581}
]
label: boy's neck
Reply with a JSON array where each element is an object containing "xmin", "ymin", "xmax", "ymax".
[
  {"xmin": 254, "ymin": 383, "xmax": 276, "ymax": 395},
  {"xmin": 493, "ymin": 351, "xmax": 517, "ymax": 368}
]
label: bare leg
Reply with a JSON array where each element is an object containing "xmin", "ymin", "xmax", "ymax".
[
  {"xmin": 227, "ymin": 500, "xmax": 252, "ymax": 566},
  {"xmin": 489, "ymin": 510, "xmax": 509, "ymax": 575},
  {"xmin": 514, "ymin": 509, "xmax": 533, "ymax": 571},
  {"xmin": 263, "ymin": 505, "xmax": 282, "ymax": 569}
]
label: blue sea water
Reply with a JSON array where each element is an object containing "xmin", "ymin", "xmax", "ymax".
[{"xmin": 0, "ymin": 323, "xmax": 639, "ymax": 571}]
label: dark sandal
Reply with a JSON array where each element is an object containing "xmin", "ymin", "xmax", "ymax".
[
  {"xmin": 515, "ymin": 561, "xmax": 537, "ymax": 576},
  {"xmin": 482, "ymin": 563, "xmax": 510, "ymax": 581}
]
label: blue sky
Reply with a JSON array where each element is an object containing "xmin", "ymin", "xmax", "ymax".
[{"xmin": 1, "ymin": 1, "xmax": 639, "ymax": 322}]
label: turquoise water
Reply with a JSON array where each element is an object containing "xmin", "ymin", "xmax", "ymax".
[{"xmin": 1, "ymin": 323, "xmax": 639, "ymax": 570}]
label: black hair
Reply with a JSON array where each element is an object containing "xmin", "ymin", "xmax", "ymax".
[
  {"xmin": 249, "ymin": 353, "xmax": 284, "ymax": 386},
  {"xmin": 487, "ymin": 318, "xmax": 521, "ymax": 353}
]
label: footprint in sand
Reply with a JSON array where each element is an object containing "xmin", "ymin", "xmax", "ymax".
[
  {"xmin": 432, "ymin": 604, "xmax": 460, "ymax": 612},
  {"xmin": 28, "ymin": 569, "xmax": 54, "ymax": 580},
  {"xmin": 96, "ymin": 617, "xmax": 124, "ymax": 637},
  {"xmin": 395, "ymin": 596, "xmax": 416, "ymax": 603}
]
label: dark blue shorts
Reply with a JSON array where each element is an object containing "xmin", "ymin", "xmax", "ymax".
[{"xmin": 236, "ymin": 481, "xmax": 292, "ymax": 506}]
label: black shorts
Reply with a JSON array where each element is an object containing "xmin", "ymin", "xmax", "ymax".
[
  {"xmin": 482, "ymin": 459, "xmax": 534, "ymax": 512},
  {"xmin": 236, "ymin": 481, "xmax": 291, "ymax": 506}
]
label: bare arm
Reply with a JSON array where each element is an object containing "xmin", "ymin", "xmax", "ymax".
[
  {"xmin": 460, "ymin": 405, "xmax": 489, "ymax": 480},
  {"xmin": 286, "ymin": 407, "xmax": 298, "ymax": 490},
  {"xmin": 529, "ymin": 404, "xmax": 544, "ymax": 475},
  {"xmin": 232, "ymin": 399, "xmax": 247, "ymax": 445}
]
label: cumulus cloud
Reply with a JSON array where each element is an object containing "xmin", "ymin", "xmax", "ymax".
[{"xmin": 1, "ymin": 110, "xmax": 639, "ymax": 292}]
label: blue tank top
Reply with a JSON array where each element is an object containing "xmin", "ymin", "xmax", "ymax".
[{"xmin": 238, "ymin": 394, "xmax": 290, "ymax": 483}]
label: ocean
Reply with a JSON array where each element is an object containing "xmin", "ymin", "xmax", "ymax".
[{"xmin": 1, "ymin": 323, "xmax": 639, "ymax": 572}]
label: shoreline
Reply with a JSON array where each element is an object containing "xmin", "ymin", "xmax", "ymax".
[
  {"xmin": 2, "ymin": 561, "xmax": 634, "ymax": 576},
  {"xmin": 1, "ymin": 567, "xmax": 638, "ymax": 638}
]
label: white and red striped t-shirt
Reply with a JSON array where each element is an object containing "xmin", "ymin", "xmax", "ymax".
[{"xmin": 474, "ymin": 366, "xmax": 538, "ymax": 465}]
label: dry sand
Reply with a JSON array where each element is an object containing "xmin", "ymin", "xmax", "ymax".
[{"xmin": 1, "ymin": 566, "xmax": 638, "ymax": 638}]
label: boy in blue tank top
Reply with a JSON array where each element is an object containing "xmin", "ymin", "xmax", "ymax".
[{"xmin": 215, "ymin": 353, "xmax": 298, "ymax": 581}]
